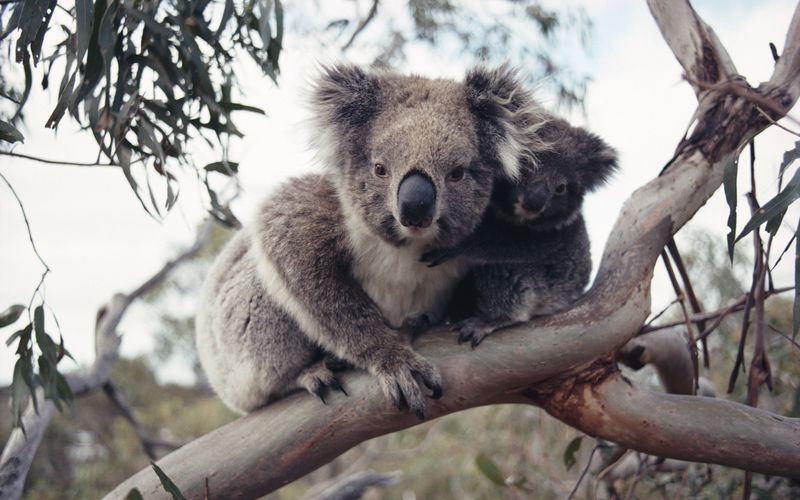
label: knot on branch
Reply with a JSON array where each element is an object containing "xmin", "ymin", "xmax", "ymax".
[{"xmin": 520, "ymin": 356, "xmax": 618, "ymax": 420}]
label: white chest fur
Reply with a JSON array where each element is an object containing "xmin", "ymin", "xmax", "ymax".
[
  {"xmin": 351, "ymin": 234, "xmax": 467, "ymax": 327},
  {"xmin": 342, "ymin": 208, "xmax": 468, "ymax": 328}
]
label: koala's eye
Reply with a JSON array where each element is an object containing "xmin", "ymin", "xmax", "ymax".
[
  {"xmin": 374, "ymin": 163, "xmax": 388, "ymax": 178},
  {"xmin": 555, "ymin": 183, "xmax": 567, "ymax": 195},
  {"xmin": 447, "ymin": 167, "xmax": 465, "ymax": 182}
]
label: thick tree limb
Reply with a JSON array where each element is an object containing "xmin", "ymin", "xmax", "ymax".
[
  {"xmin": 0, "ymin": 221, "xmax": 213, "ymax": 500},
  {"xmin": 530, "ymin": 372, "xmax": 800, "ymax": 479},
  {"xmin": 98, "ymin": 1, "xmax": 800, "ymax": 498}
]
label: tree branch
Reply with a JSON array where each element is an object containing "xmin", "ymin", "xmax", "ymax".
[
  {"xmin": 103, "ymin": 1, "xmax": 800, "ymax": 497},
  {"xmin": 102, "ymin": 382, "xmax": 182, "ymax": 460},
  {"xmin": 0, "ymin": 220, "xmax": 215, "ymax": 500},
  {"xmin": 530, "ymin": 372, "xmax": 800, "ymax": 479},
  {"xmin": 0, "ymin": 150, "xmax": 119, "ymax": 167}
]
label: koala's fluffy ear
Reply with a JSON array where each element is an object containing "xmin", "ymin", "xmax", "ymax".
[
  {"xmin": 310, "ymin": 65, "xmax": 382, "ymax": 167},
  {"xmin": 572, "ymin": 128, "xmax": 618, "ymax": 192},
  {"xmin": 312, "ymin": 65, "xmax": 382, "ymax": 128},
  {"xmin": 538, "ymin": 118, "xmax": 618, "ymax": 192},
  {"xmin": 464, "ymin": 64, "xmax": 546, "ymax": 179}
]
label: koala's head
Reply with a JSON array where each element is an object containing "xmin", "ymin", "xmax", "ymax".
[
  {"xmin": 492, "ymin": 118, "xmax": 618, "ymax": 230},
  {"xmin": 311, "ymin": 64, "xmax": 545, "ymax": 249}
]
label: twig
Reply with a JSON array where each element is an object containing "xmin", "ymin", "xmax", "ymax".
[
  {"xmin": 0, "ymin": 150, "xmax": 119, "ymax": 167},
  {"xmin": 342, "ymin": 0, "xmax": 379, "ymax": 51},
  {"xmin": 767, "ymin": 323, "xmax": 800, "ymax": 350},
  {"xmin": 640, "ymin": 286, "xmax": 793, "ymax": 335},
  {"xmin": 661, "ymin": 251, "xmax": 699, "ymax": 391},
  {"xmin": 304, "ymin": 470, "xmax": 400, "ymax": 500},
  {"xmin": 667, "ymin": 239, "xmax": 710, "ymax": 368},
  {"xmin": 566, "ymin": 444, "xmax": 599, "ymax": 500},
  {"xmin": 102, "ymin": 381, "xmax": 181, "ymax": 460},
  {"xmin": 683, "ymin": 74, "xmax": 800, "ymax": 127},
  {"xmin": 0, "ymin": 170, "xmax": 50, "ymax": 271}
]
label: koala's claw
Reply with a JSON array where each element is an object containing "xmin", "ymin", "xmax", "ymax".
[
  {"xmin": 374, "ymin": 348, "xmax": 442, "ymax": 420},
  {"xmin": 420, "ymin": 248, "xmax": 458, "ymax": 267},
  {"xmin": 329, "ymin": 377, "xmax": 348, "ymax": 396},
  {"xmin": 454, "ymin": 318, "xmax": 497, "ymax": 348},
  {"xmin": 298, "ymin": 362, "xmax": 347, "ymax": 404}
]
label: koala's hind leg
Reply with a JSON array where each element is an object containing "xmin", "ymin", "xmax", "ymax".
[{"xmin": 296, "ymin": 358, "xmax": 348, "ymax": 404}]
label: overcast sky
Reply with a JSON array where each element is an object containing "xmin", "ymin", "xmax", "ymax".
[{"xmin": 1, "ymin": 0, "xmax": 798, "ymax": 385}]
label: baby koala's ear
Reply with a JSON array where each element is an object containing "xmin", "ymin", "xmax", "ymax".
[
  {"xmin": 311, "ymin": 65, "xmax": 382, "ymax": 130},
  {"xmin": 464, "ymin": 63, "xmax": 547, "ymax": 180},
  {"xmin": 573, "ymin": 128, "xmax": 618, "ymax": 192},
  {"xmin": 540, "ymin": 119, "xmax": 618, "ymax": 193}
]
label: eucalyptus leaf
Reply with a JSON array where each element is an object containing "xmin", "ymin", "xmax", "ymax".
[
  {"xmin": 0, "ymin": 304, "xmax": 26, "ymax": 328},
  {"xmin": 563, "ymin": 436, "xmax": 583, "ymax": 471},
  {"xmin": 723, "ymin": 156, "xmax": 738, "ymax": 262},
  {"xmin": 795, "ymin": 217, "xmax": 800, "ymax": 339},
  {"xmin": 151, "ymin": 462, "xmax": 187, "ymax": 500},
  {"xmin": 475, "ymin": 453, "xmax": 506, "ymax": 486},
  {"xmin": 736, "ymin": 166, "xmax": 800, "ymax": 243},
  {"xmin": 0, "ymin": 119, "xmax": 24, "ymax": 143}
]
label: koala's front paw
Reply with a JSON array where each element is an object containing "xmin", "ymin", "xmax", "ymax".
[
  {"xmin": 420, "ymin": 247, "xmax": 459, "ymax": 267},
  {"xmin": 297, "ymin": 361, "xmax": 348, "ymax": 404},
  {"xmin": 373, "ymin": 347, "xmax": 442, "ymax": 420},
  {"xmin": 454, "ymin": 317, "xmax": 498, "ymax": 348}
]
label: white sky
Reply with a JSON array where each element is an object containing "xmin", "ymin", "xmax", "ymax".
[{"xmin": 1, "ymin": 0, "xmax": 798, "ymax": 385}]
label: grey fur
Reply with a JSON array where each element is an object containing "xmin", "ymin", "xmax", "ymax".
[
  {"xmin": 423, "ymin": 118, "xmax": 618, "ymax": 347},
  {"xmin": 196, "ymin": 65, "xmax": 546, "ymax": 415}
]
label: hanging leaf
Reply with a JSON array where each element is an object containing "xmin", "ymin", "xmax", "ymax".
[
  {"xmin": 125, "ymin": 489, "xmax": 144, "ymax": 500},
  {"xmin": 779, "ymin": 140, "xmax": 800, "ymax": 176},
  {"xmin": 563, "ymin": 436, "xmax": 583, "ymax": 471},
  {"xmin": 722, "ymin": 156, "xmax": 738, "ymax": 262},
  {"xmin": 0, "ymin": 304, "xmax": 26, "ymax": 328},
  {"xmin": 204, "ymin": 160, "xmax": 239, "ymax": 176},
  {"xmin": 475, "ymin": 453, "xmax": 506, "ymax": 486},
  {"xmin": 74, "ymin": 0, "xmax": 94, "ymax": 64},
  {"xmin": 151, "ymin": 462, "xmax": 187, "ymax": 500},
  {"xmin": 794, "ymin": 217, "xmax": 800, "ymax": 340},
  {"xmin": 0, "ymin": 119, "xmax": 24, "ymax": 143},
  {"xmin": 736, "ymin": 166, "xmax": 800, "ymax": 243}
]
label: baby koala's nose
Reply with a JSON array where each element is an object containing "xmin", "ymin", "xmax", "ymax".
[
  {"xmin": 398, "ymin": 171, "xmax": 435, "ymax": 228},
  {"xmin": 522, "ymin": 181, "xmax": 549, "ymax": 214}
]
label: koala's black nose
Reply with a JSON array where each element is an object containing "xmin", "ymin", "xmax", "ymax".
[
  {"xmin": 522, "ymin": 181, "xmax": 549, "ymax": 214},
  {"xmin": 398, "ymin": 171, "xmax": 435, "ymax": 229}
]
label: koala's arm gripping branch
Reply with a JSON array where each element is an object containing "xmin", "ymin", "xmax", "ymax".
[{"xmin": 106, "ymin": 1, "xmax": 800, "ymax": 498}]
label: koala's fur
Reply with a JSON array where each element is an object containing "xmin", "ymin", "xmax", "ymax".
[
  {"xmin": 196, "ymin": 65, "xmax": 545, "ymax": 416},
  {"xmin": 423, "ymin": 118, "xmax": 618, "ymax": 346}
]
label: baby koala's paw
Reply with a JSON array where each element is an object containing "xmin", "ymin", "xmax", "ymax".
[
  {"xmin": 297, "ymin": 360, "xmax": 347, "ymax": 404},
  {"xmin": 420, "ymin": 247, "xmax": 460, "ymax": 267},
  {"xmin": 453, "ymin": 317, "xmax": 499, "ymax": 348},
  {"xmin": 399, "ymin": 313, "xmax": 432, "ymax": 335}
]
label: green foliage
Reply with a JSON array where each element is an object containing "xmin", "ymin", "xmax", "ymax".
[
  {"xmin": 0, "ymin": 118, "xmax": 23, "ymax": 143},
  {"xmin": 1, "ymin": 0, "xmax": 284, "ymax": 224},
  {"xmin": 151, "ymin": 463, "xmax": 187, "ymax": 500},
  {"xmin": 474, "ymin": 453, "xmax": 506, "ymax": 486},
  {"xmin": 728, "ymin": 141, "xmax": 800, "ymax": 337},
  {"xmin": 562, "ymin": 435, "xmax": 582, "ymax": 471},
  {"xmin": 3, "ymin": 304, "xmax": 74, "ymax": 431}
]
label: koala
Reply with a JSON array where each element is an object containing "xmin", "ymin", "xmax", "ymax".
[
  {"xmin": 195, "ymin": 65, "xmax": 546, "ymax": 417},
  {"xmin": 422, "ymin": 118, "xmax": 618, "ymax": 347}
]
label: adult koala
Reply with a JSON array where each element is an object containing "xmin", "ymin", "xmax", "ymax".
[{"xmin": 196, "ymin": 65, "xmax": 544, "ymax": 418}]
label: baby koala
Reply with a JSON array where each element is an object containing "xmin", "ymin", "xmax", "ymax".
[{"xmin": 423, "ymin": 118, "xmax": 618, "ymax": 346}]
